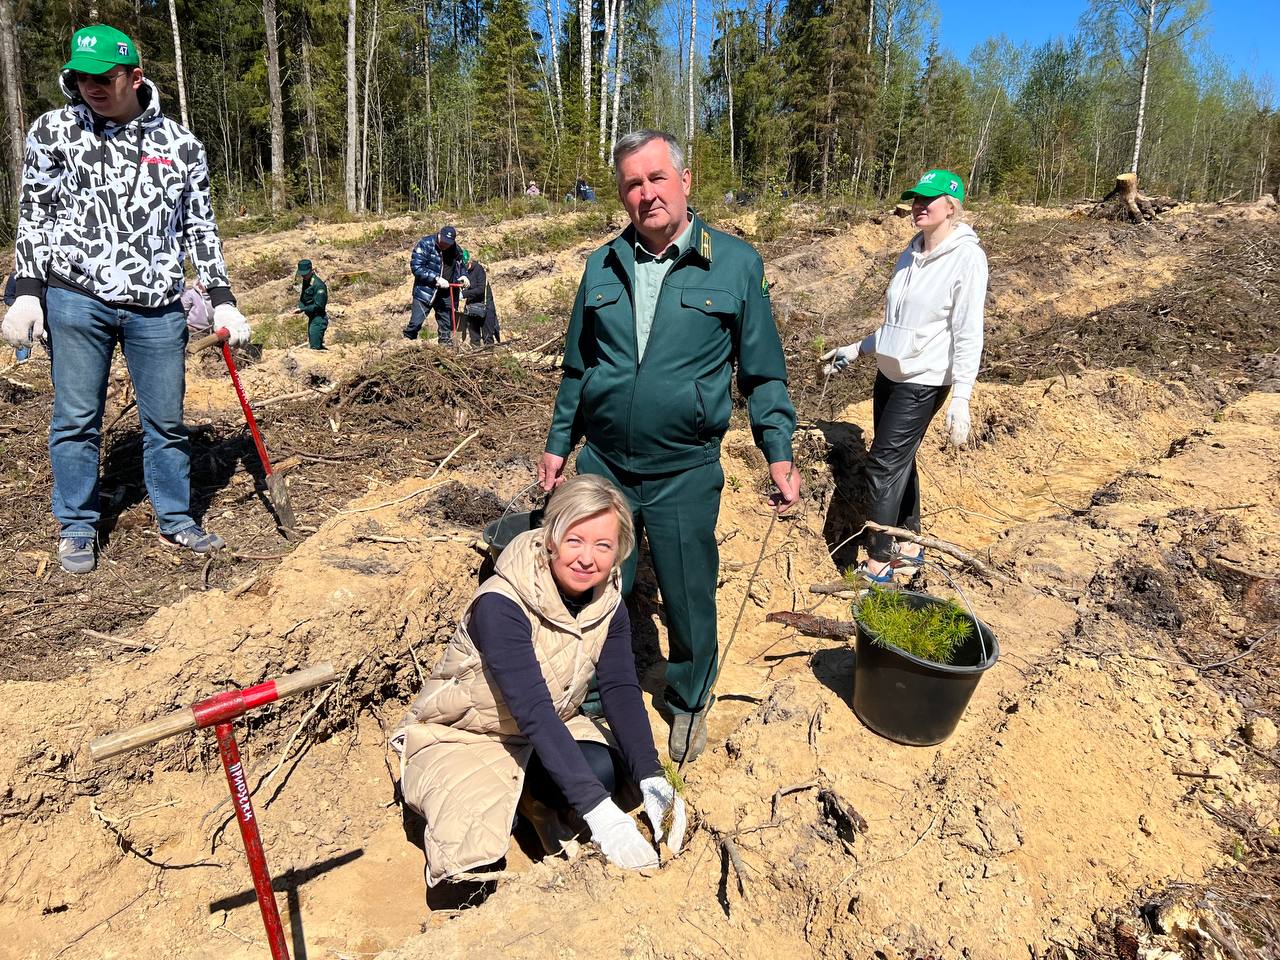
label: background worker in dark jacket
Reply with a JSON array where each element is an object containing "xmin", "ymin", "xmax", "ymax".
[
  {"xmin": 294, "ymin": 259, "xmax": 329, "ymax": 350},
  {"xmin": 538, "ymin": 129, "xmax": 800, "ymax": 764},
  {"xmin": 405, "ymin": 224, "xmax": 464, "ymax": 344},
  {"xmin": 457, "ymin": 250, "xmax": 500, "ymax": 347}
]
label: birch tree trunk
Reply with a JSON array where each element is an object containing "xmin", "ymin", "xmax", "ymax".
[
  {"xmin": 597, "ymin": 0, "xmax": 616, "ymax": 160},
  {"xmin": 300, "ymin": 37, "xmax": 324, "ymax": 203},
  {"xmin": 166, "ymin": 0, "xmax": 190, "ymax": 128},
  {"xmin": 866, "ymin": 0, "xmax": 873, "ymax": 55},
  {"xmin": 544, "ymin": 0, "xmax": 565, "ymax": 130},
  {"xmin": 881, "ymin": 0, "xmax": 895, "ymax": 88},
  {"xmin": 608, "ymin": 0, "xmax": 627, "ymax": 159},
  {"xmin": 685, "ymin": 0, "xmax": 696, "ymax": 161},
  {"xmin": 422, "ymin": 0, "xmax": 435, "ymax": 201},
  {"xmin": 345, "ymin": 0, "xmax": 358, "ymax": 212},
  {"xmin": 722, "ymin": 5, "xmax": 734, "ymax": 176},
  {"xmin": 262, "ymin": 0, "xmax": 286, "ymax": 211},
  {"xmin": 0, "ymin": 0, "xmax": 25, "ymax": 204},
  {"xmin": 579, "ymin": 0, "xmax": 592, "ymax": 134},
  {"xmin": 359, "ymin": 0, "xmax": 381, "ymax": 213},
  {"xmin": 1130, "ymin": 0, "xmax": 1154, "ymax": 174}
]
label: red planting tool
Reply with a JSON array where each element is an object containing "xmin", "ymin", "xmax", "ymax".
[
  {"xmin": 189, "ymin": 328, "xmax": 300, "ymax": 540},
  {"xmin": 90, "ymin": 663, "xmax": 338, "ymax": 960},
  {"xmin": 448, "ymin": 282, "xmax": 466, "ymax": 339}
]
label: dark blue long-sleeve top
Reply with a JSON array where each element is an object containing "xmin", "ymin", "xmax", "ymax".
[{"xmin": 469, "ymin": 591, "xmax": 662, "ymax": 814}]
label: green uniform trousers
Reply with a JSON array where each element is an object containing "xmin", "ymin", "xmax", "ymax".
[
  {"xmin": 307, "ymin": 315, "xmax": 328, "ymax": 349},
  {"xmin": 577, "ymin": 444, "xmax": 724, "ymax": 715}
]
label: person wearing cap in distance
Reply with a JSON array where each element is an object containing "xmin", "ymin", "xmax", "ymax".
[
  {"xmin": 405, "ymin": 224, "xmax": 465, "ymax": 345},
  {"xmin": 1, "ymin": 25, "xmax": 252, "ymax": 574},
  {"xmin": 294, "ymin": 260, "xmax": 329, "ymax": 350},
  {"xmin": 392, "ymin": 474, "xmax": 687, "ymax": 886},
  {"xmin": 822, "ymin": 169, "xmax": 987, "ymax": 584},
  {"xmin": 525, "ymin": 180, "xmax": 541, "ymax": 198}
]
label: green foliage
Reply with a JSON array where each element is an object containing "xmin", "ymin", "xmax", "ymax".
[{"xmin": 854, "ymin": 587, "xmax": 973, "ymax": 666}]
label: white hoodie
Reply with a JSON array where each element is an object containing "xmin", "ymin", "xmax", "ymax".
[{"xmin": 859, "ymin": 223, "xmax": 987, "ymax": 400}]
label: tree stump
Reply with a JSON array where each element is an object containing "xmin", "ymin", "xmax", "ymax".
[{"xmin": 1090, "ymin": 171, "xmax": 1178, "ymax": 223}]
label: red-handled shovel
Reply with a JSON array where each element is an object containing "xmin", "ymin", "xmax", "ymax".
[{"xmin": 192, "ymin": 328, "xmax": 300, "ymax": 540}]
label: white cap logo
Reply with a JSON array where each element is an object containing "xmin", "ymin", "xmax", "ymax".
[
  {"xmin": 117, "ymin": 42, "xmax": 129, "ymax": 56},
  {"xmin": 922, "ymin": 171, "xmax": 936, "ymax": 182},
  {"xmin": 949, "ymin": 179, "xmax": 959, "ymax": 191},
  {"xmin": 77, "ymin": 35, "xmax": 97, "ymax": 50}
]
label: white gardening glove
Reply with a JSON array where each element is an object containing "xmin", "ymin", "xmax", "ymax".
[
  {"xmin": 2, "ymin": 295, "xmax": 46, "ymax": 346},
  {"xmin": 945, "ymin": 396, "xmax": 971, "ymax": 447},
  {"xmin": 212, "ymin": 304, "xmax": 251, "ymax": 347},
  {"xmin": 582, "ymin": 798, "xmax": 659, "ymax": 870},
  {"xmin": 434, "ymin": 275, "xmax": 450, "ymax": 289},
  {"xmin": 457, "ymin": 276, "xmax": 471, "ymax": 290},
  {"xmin": 639, "ymin": 776, "xmax": 687, "ymax": 854},
  {"xmin": 821, "ymin": 344, "xmax": 861, "ymax": 376}
]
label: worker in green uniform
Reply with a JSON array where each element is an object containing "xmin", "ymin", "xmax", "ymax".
[
  {"xmin": 538, "ymin": 129, "xmax": 800, "ymax": 764},
  {"xmin": 295, "ymin": 259, "xmax": 329, "ymax": 350}
]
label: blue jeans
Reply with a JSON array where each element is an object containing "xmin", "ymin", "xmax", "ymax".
[{"xmin": 46, "ymin": 285, "xmax": 194, "ymax": 537}]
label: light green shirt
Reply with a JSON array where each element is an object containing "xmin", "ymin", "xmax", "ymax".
[{"xmin": 633, "ymin": 217, "xmax": 695, "ymax": 360}]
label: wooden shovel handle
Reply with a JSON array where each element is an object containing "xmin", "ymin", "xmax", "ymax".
[
  {"xmin": 188, "ymin": 329, "xmax": 230, "ymax": 354},
  {"xmin": 88, "ymin": 662, "xmax": 338, "ymax": 763}
]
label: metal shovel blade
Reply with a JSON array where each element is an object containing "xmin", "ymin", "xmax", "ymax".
[{"xmin": 266, "ymin": 471, "xmax": 300, "ymax": 541}]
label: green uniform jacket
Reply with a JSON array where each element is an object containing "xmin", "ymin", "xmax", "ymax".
[
  {"xmin": 298, "ymin": 275, "xmax": 328, "ymax": 317},
  {"xmin": 547, "ymin": 215, "xmax": 795, "ymax": 473}
]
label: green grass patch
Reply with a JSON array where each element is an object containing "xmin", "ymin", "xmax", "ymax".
[
  {"xmin": 251, "ymin": 313, "xmax": 308, "ymax": 349},
  {"xmin": 854, "ymin": 587, "xmax": 972, "ymax": 666}
]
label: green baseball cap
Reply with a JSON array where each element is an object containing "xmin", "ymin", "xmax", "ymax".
[
  {"xmin": 460, "ymin": 249, "xmax": 471, "ymax": 264},
  {"xmin": 296, "ymin": 259, "xmax": 313, "ymax": 276},
  {"xmin": 63, "ymin": 24, "xmax": 140, "ymax": 74},
  {"xmin": 901, "ymin": 169, "xmax": 964, "ymax": 203}
]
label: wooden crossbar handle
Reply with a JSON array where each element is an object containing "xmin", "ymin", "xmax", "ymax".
[
  {"xmin": 89, "ymin": 662, "xmax": 338, "ymax": 763},
  {"xmin": 188, "ymin": 329, "xmax": 229, "ymax": 354}
]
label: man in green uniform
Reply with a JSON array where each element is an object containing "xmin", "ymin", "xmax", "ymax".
[
  {"xmin": 295, "ymin": 259, "xmax": 329, "ymax": 350},
  {"xmin": 538, "ymin": 129, "xmax": 800, "ymax": 763}
]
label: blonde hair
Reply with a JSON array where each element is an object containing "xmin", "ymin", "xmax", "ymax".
[
  {"xmin": 942, "ymin": 196, "xmax": 965, "ymax": 223},
  {"xmin": 542, "ymin": 474, "xmax": 635, "ymax": 568}
]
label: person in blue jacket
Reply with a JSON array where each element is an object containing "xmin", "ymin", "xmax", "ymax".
[{"xmin": 405, "ymin": 225, "xmax": 466, "ymax": 345}]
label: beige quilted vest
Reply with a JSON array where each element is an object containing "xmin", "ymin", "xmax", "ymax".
[{"xmin": 393, "ymin": 528, "xmax": 622, "ymax": 885}]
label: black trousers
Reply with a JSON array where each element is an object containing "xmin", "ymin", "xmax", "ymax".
[
  {"xmin": 865, "ymin": 372, "xmax": 949, "ymax": 562},
  {"xmin": 524, "ymin": 740, "xmax": 621, "ymax": 812},
  {"xmin": 404, "ymin": 296, "xmax": 456, "ymax": 343}
]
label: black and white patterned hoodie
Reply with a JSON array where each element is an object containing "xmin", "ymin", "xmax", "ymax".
[{"xmin": 13, "ymin": 75, "xmax": 236, "ymax": 310}]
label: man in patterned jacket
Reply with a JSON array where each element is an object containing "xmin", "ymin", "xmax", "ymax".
[{"xmin": 0, "ymin": 24, "xmax": 253, "ymax": 574}]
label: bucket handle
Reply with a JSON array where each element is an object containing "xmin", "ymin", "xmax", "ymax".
[
  {"xmin": 927, "ymin": 560, "xmax": 989, "ymax": 665},
  {"xmin": 494, "ymin": 477, "xmax": 542, "ymax": 537}
]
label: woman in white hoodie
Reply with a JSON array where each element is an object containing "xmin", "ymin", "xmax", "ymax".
[{"xmin": 822, "ymin": 169, "xmax": 987, "ymax": 583}]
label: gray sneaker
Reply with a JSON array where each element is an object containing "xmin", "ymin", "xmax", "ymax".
[
  {"xmin": 159, "ymin": 525, "xmax": 226, "ymax": 554},
  {"xmin": 58, "ymin": 536, "xmax": 96, "ymax": 574},
  {"xmin": 668, "ymin": 706, "xmax": 711, "ymax": 764}
]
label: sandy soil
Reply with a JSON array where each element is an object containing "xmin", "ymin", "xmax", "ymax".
[{"xmin": 1, "ymin": 198, "xmax": 1277, "ymax": 960}]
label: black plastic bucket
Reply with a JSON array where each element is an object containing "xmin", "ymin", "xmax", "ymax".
[
  {"xmin": 481, "ymin": 508, "xmax": 544, "ymax": 561},
  {"xmin": 852, "ymin": 590, "xmax": 999, "ymax": 746}
]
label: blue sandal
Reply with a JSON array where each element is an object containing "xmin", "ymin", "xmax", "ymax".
[
  {"xmin": 891, "ymin": 546, "xmax": 925, "ymax": 574},
  {"xmin": 852, "ymin": 563, "xmax": 896, "ymax": 585}
]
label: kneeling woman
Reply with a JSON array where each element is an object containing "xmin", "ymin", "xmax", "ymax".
[{"xmin": 392, "ymin": 474, "xmax": 685, "ymax": 886}]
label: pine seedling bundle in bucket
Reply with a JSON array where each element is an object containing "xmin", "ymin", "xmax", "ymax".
[{"xmin": 851, "ymin": 587, "xmax": 999, "ymax": 746}]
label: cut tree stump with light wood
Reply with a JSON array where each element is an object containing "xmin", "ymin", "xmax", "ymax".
[{"xmin": 1090, "ymin": 171, "xmax": 1179, "ymax": 223}]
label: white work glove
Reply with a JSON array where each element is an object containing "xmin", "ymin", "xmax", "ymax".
[
  {"xmin": 945, "ymin": 396, "xmax": 971, "ymax": 447},
  {"xmin": 434, "ymin": 275, "xmax": 450, "ymax": 289},
  {"xmin": 212, "ymin": 304, "xmax": 252, "ymax": 348},
  {"xmin": 639, "ymin": 776, "xmax": 687, "ymax": 854},
  {"xmin": 2, "ymin": 295, "xmax": 45, "ymax": 346},
  {"xmin": 582, "ymin": 798, "xmax": 658, "ymax": 870},
  {"xmin": 821, "ymin": 344, "xmax": 861, "ymax": 376},
  {"xmin": 457, "ymin": 276, "xmax": 471, "ymax": 290}
]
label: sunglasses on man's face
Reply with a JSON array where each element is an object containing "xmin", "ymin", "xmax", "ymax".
[{"xmin": 70, "ymin": 68, "xmax": 126, "ymax": 86}]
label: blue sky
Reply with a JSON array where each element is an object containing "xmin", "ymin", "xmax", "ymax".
[{"xmin": 933, "ymin": 0, "xmax": 1277, "ymax": 100}]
